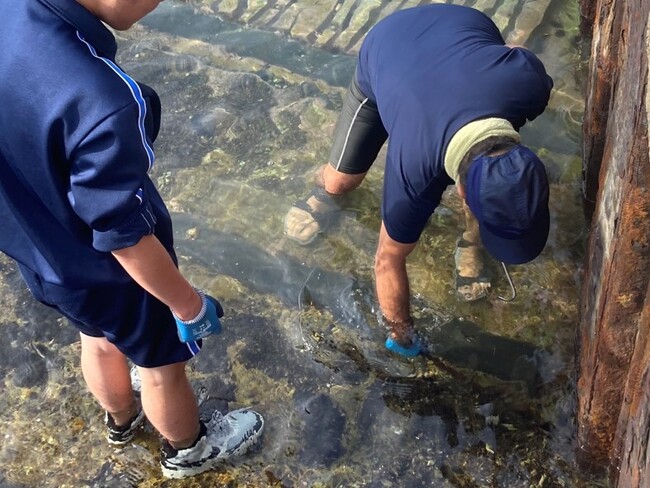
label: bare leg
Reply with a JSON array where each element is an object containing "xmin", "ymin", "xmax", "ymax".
[
  {"xmin": 455, "ymin": 201, "xmax": 491, "ymax": 301},
  {"xmin": 80, "ymin": 333, "xmax": 138, "ymax": 425},
  {"xmin": 137, "ymin": 362, "xmax": 200, "ymax": 448},
  {"xmin": 320, "ymin": 163, "xmax": 367, "ymax": 195},
  {"xmin": 80, "ymin": 333, "xmax": 200, "ymax": 448},
  {"xmin": 461, "ymin": 200, "xmax": 480, "ymax": 246},
  {"xmin": 284, "ymin": 163, "xmax": 367, "ymax": 244}
]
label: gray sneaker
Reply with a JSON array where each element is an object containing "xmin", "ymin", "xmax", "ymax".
[{"xmin": 160, "ymin": 408, "xmax": 264, "ymax": 479}]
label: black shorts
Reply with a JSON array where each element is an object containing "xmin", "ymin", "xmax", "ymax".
[
  {"xmin": 19, "ymin": 265, "xmax": 201, "ymax": 368},
  {"xmin": 328, "ymin": 73, "xmax": 388, "ymax": 174}
]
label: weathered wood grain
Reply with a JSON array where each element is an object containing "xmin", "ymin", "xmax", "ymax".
[{"xmin": 577, "ymin": 1, "xmax": 650, "ymax": 486}]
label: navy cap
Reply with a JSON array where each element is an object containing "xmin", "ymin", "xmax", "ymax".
[{"xmin": 465, "ymin": 144, "xmax": 550, "ymax": 264}]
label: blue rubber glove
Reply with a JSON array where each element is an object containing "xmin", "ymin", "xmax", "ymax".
[
  {"xmin": 172, "ymin": 289, "xmax": 224, "ymax": 343},
  {"xmin": 381, "ymin": 314, "xmax": 423, "ymax": 357},
  {"xmin": 385, "ymin": 335, "xmax": 422, "ymax": 358}
]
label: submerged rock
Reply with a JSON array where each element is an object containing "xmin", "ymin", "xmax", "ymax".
[
  {"xmin": 295, "ymin": 392, "xmax": 346, "ymax": 467},
  {"xmin": 209, "ymin": 0, "xmax": 558, "ymax": 54},
  {"xmin": 7, "ymin": 347, "xmax": 48, "ymax": 388}
]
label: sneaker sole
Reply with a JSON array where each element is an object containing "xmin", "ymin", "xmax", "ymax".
[{"xmin": 160, "ymin": 415, "xmax": 264, "ymax": 479}]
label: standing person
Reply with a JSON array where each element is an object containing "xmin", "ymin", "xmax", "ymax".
[
  {"xmin": 284, "ymin": 4, "xmax": 553, "ymax": 357},
  {"xmin": 0, "ymin": 0, "xmax": 264, "ymax": 479}
]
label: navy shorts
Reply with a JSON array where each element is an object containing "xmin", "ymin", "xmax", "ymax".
[
  {"xmin": 328, "ymin": 72, "xmax": 388, "ymax": 174},
  {"xmin": 18, "ymin": 264, "xmax": 201, "ymax": 368}
]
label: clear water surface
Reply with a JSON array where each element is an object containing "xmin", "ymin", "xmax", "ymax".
[{"xmin": 0, "ymin": 1, "xmax": 603, "ymax": 487}]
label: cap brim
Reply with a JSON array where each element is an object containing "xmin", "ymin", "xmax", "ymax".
[{"xmin": 479, "ymin": 207, "xmax": 550, "ymax": 265}]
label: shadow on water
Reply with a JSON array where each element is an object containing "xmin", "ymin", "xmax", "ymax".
[
  {"xmin": 169, "ymin": 211, "xmax": 581, "ymax": 485},
  {"xmin": 139, "ymin": 2, "xmax": 356, "ymax": 87},
  {"xmin": 174, "ymin": 211, "xmax": 553, "ymax": 392},
  {"xmin": 173, "ymin": 211, "xmax": 581, "ymax": 482}
]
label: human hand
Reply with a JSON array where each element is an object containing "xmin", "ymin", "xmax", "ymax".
[
  {"xmin": 381, "ymin": 315, "xmax": 423, "ymax": 357},
  {"xmin": 173, "ymin": 289, "xmax": 224, "ymax": 343}
]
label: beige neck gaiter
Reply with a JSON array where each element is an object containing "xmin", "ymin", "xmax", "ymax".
[{"xmin": 444, "ymin": 118, "xmax": 520, "ymax": 183}]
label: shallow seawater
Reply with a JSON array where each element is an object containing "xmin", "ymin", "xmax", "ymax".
[{"xmin": 0, "ymin": 1, "xmax": 607, "ymax": 487}]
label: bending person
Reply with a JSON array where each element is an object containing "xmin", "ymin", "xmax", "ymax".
[{"xmin": 285, "ymin": 4, "xmax": 553, "ymax": 356}]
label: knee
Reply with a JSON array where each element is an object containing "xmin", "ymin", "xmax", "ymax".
[
  {"xmin": 322, "ymin": 165, "xmax": 366, "ymax": 195},
  {"xmin": 139, "ymin": 362, "xmax": 188, "ymax": 390},
  {"xmin": 324, "ymin": 178, "xmax": 360, "ymax": 195}
]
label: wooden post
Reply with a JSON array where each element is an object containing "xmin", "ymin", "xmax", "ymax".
[
  {"xmin": 580, "ymin": 0, "xmax": 621, "ymax": 221},
  {"xmin": 577, "ymin": 1, "xmax": 650, "ymax": 486}
]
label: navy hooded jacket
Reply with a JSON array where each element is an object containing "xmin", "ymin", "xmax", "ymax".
[{"xmin": 0, "ymin": 0, "xmax": 174, "ymax": 288}]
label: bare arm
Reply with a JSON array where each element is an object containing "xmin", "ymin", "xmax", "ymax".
[
  {"xmin": 374, "ymin": 222, "xmax": 417, "ymax": 343},
  {"xmin": 111, "ymin": 234, "xmax": 201, "ymax": 321}
]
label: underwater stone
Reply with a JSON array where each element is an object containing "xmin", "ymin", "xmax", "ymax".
[
  {"xmin": 9, "ymin": 349, "xmax": 48, "ymax": 388},
  {"xmin": 209, "ymin": 0, "xmax": 557, "ymax": 56},
  {"xmin": 190, "ymin": 106, "xmax": 237, "ymax": 139},
  {"xmin": 507, "ymin": 0, "xmax": 554, "ymax": 45},
  {"xmin": 295, "ymin": 392, "xmax": 346, "ymax": 467}
]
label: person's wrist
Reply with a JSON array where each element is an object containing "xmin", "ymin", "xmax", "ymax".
[
  {"xmin": 170, "ymin": 288, "xmax": 203, "ymax": 322},
  {"xmin": 381, "ymin": 314, "xmax": 414, "ymax": 328},
  {"xmin": 381, "ymin": 315, "xmax": 415, "ymax": 344}
]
